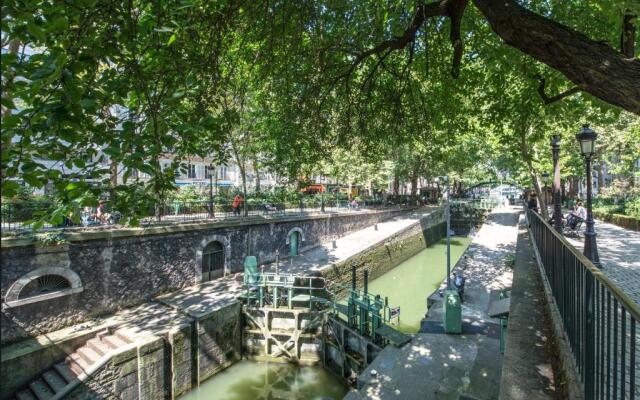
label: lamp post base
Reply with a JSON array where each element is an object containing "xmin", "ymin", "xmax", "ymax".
[{"xmin": 583, "ymin": 229, "xmax": 601, "ymax": 268}]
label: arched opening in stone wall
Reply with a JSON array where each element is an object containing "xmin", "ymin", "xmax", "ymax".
[
  {"xmin": 202, "ymin": 241, "xmax": 225, "ymax": 282},
  {"xmin": 5, "ymin": 267, "xmax": 83, "ymax": 308},
  {"xmin": 19, "ymin": 274, "xmax": 71, "ymax": 299}
]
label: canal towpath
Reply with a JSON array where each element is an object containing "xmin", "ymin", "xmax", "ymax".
[{"xmin": 345, "ymin": 206, "xmax": 522, "ymax": 400}]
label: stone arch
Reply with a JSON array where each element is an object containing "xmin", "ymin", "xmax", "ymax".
[
  {"xmin": 4, "ymin": 267, "xmax": 83, "ymax": 307},
  {"xmin": 285, "ymin": 227, "xmax": 306, "ymax": 245},
  {"xmin": 195, "ymin": 234, "xmax": 231, "ymax": 282}
]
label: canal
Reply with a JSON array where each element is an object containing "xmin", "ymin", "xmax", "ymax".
[
  {"xmin": 178, "ymin": 360, "xmax": 349, "ymax": 400},
  {"xmin": 181, "ymin": 236, "xmax": 472, "ymax": 399},
  {"xmin": 367, "ymin": 236, "xmax": 473, "ymax": 332}
]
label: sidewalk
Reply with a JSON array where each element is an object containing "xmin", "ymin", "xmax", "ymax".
[
  {"xmin": 346, "ymin": 206, "xmax": 520, "ymax": 400},
  {"xmin": 499, "ymin": 215, "xmax": 560, "ymax": 399},
  {"xmin": 566, "ymin": 219, "xmax": 640, "ymax": 305}
]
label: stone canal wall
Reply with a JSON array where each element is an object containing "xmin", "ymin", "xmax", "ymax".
[
  {"xmin": 1, "ymin": 208, "xmax": 410, "ymax": 345},
  {"xmin": 2, "ymin": 301, "xmax": 242, "ymax": 400},
  {"xmin": 321, "ymin": 208, "xmax": 446, "ymax": 288}
]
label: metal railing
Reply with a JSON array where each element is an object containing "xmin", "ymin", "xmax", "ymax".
[
  {"xmin": 526, "ymin": 208, "xmax": 639, "ymax": 399},
  {"xmin": 1, "ymin": 197, "xmax": 420, "ymax": 234}
]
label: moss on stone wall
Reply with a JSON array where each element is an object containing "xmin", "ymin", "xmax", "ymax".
[{"xmin": 321, "ymin": 218, "xmax": 446, "ymax": 291}]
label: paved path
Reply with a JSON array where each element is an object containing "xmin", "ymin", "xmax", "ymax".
[
  {"xmin": 565, "ymin": 220, "xmax": 640, "ymax": 305},
  {"xmin": 346, "ymin": 206, "xmax": 520, "ymax": 400},
  {"xmin": 500, "ymin": 215, "xmax": 560, "ymax": 399},
  {"xmin": 157, "ymin": 207, "xmax": 439, "ymax": 316}
]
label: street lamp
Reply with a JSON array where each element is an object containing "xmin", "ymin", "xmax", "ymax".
[
  {"xmin": 320, "ymin": 175, "xmax": 326, "ymax": 212},
  {"xmin": 550, "ymin": 135, "xmax": 563, "ymax": 232},
  {"xmin": 208, "ymin": 164, "xmax": 214, "ymax": 219},
  {"xmin": 576, "ymin": 125, "xmax": 601, "ymax": 268},
  {"xmin": 436, "ymin": 176, "xmax": 452, "ymax": 290}
]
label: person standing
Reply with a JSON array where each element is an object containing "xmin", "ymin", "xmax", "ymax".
[{"xmin": 232, "ymin": 194, "xmax": 243, "ymax": 216}]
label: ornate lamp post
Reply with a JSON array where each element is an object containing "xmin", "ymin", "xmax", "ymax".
[
  {"xmin": 208, "ymin": 164, "xmax": 215, "ymax": 219},
  {"xmin": 576, "ymin": 125, "xmax": 601, "ymax": 268},
  {"xmin": 550, "ymin": 135, "xmax": 563, "ymax": 232},
  {"xmin": 320, "ymin": 175, "xmax": 326, "ymax": 212}
]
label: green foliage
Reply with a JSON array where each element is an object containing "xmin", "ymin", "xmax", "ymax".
[
  {"xmin": 2, "ymin": 0, "xmax": 638, "ymax": 228},
  {"xmin": 36, "ymin": 231, "xmax": 68, "ymax": 247}
]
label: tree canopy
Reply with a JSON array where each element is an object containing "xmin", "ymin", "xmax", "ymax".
[{"xmin": 1, "ymin": 0, "xmax": 639, "ymax": 225}]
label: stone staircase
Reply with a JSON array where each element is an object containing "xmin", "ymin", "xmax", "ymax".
[{"xmin": 14, "ymin": 328, "xmax": 132, "ymax": 400}]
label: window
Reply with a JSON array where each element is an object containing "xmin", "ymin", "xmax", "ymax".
[
  {"xmin": 202, "ymin": 241, "xmax": 224, "ymax": 282},
  {"xmin": 19, "ymin": 275, "xmax": 71, "ymax": 300},
  {"xmin": 217, "ymin": 166, "xmax": 227, "ymax": 180},
  {"xmin": 187, "ymin": 164, "xmax": 196, "ymax": 179}
]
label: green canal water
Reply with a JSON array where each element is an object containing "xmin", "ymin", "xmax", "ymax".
[
  {"xmin": 367, "ymin": 237, "xmax": 473, "ymax": 333},
  {"xmin": 178, "ymin": 361, "xmax": 349, "ymax": 400}
]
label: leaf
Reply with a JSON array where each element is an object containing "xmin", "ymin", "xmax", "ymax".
[
  {"xmin": 27, "ymin": 22, "xmax": 46, "ymax": 43},
  {"xmin": 23, "ymin": 173, "xmax": 44, "ymax": 188},
  {"xmin": 1, "ymin": 180, "xmax": 21, "ymax": 197},
  {"xmin": 80, "ymin": 98, "xmax": 96, "ymax": 109},
  {"xmin": 167, "ymin": 34, "xmax": 177, "ymax": 45}
]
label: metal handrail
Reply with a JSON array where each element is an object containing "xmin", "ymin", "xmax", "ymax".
[
  {"xmin": 528, "ymin": 209, "xmax": 640, "ymax": 320},
  {"xmin": 526, "ymin": 207, "xmax": 638, "ymax": 399}
]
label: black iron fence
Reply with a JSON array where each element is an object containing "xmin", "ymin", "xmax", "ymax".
[
  {"xmin": 526, "ymin": 208, "xmax": 639, "ymax": 399},
  {"xmin": 1, "ymin": 196, "xmax": 423, "ymax": 234}
]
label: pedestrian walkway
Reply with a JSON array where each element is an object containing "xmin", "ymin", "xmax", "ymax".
[
  {"xmin": 566, "ymin": 220, "xmax": 640, "ymax": 305},
  {"xmin": 345, "ymin": 206, "xmax": 520, "ymax": 400},
  {"xmin": 499, "ymin": 215, "xmax": 560, "ymax": 399}
]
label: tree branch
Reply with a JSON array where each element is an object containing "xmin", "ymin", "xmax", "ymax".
[
  {"xmin": 621, "ymin": 11, "xmax": 636, "ymax": 58},
  {"xmin": 536, "ymin": 76, "xmax": 581, "ymax": 104},
  {"xmin": 473, "ymin": 0, "xmax": 640, "ymax": 114}
]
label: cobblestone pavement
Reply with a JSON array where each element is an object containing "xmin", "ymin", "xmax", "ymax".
[{"xmin": 565, "ymin": 220, "xmax": 640, "ymax": 305}]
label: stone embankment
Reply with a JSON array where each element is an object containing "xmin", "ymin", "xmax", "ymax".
[{"xmin": 2, "ymin": 207, "xmax": 446, "ymax": 400}]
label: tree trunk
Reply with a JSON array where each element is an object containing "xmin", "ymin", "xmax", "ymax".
[
  {"xmin": 472, "ymin": 0, "xmax": 640, "ymax": 114},
  {"xmin": 597, "ymin": 162, "xmax": 605, "ymax": 194},
  {"xmin": 393, "ymin": 174, "xmax": 399, "ymax": 196},
  {"xmin": 110, "ymin": 160, "xmax": 118, "ymax": 203},
  {"xmin": 252, "ymin": 158, "xmax": 261, "ymax": 193}
]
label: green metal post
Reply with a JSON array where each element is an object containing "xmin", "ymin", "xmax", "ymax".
[
  {"xmin": 273, "ymin": 286, "xmax": 279, "ymax": 308},
  {"xmin": 259, "ymin": 286, "xmax": 264, "ymax": 308}
]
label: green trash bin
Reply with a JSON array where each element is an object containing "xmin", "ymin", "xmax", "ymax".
[{"xmin": 443, "ymin": 290, "xmax": 462, "ymax": 334}]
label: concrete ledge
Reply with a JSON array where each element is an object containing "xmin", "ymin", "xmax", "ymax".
[
  {"xmin": 526, "ymin": 218, "xmax": 585, "ymax": 400},
  {"xmin": 499, "ymin": 218, "xmax": 560, "ymax": 399}
]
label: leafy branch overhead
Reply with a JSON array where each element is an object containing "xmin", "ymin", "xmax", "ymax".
[{"xmin": 337, "ymin": 0, "xmax": 639, "ymax": 114}]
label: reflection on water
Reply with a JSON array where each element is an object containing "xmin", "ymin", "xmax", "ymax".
[
  {"xmin": 179, "ymin": 361, "xmax": 349, "ymax": 400},
  {"xmin": 367, "ymin": 237, "xmax": 472, "ymax": 333}
]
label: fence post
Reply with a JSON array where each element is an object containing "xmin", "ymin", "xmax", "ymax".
[{"xmin": 584, "ymin": 271, "xmax": 595, "ymax": 400}]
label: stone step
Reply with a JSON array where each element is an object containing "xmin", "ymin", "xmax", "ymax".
[
  {"xmin": 76, "ymin": 346, "xmax": 101, "ymax": 364},
  {"xmin": 96, "ymin": 329, "xmax": 110, "ymax": 340},
  {"xmin": 28, "ymin": 378, "xmax": 54, "ymax": 400},
  {"xmin": 114, "ymin": 329, "xmax": 132, "ymax": 343},
  {"xmin": 86, "ymin": 338, "xmax": 109, "ymax": 356},
  {"xmin": 66, "ymin": 354, "xmax": 90, "ymax": 376},
  {"xmin": 16, "ymin": 389, "xmax": 37, "ymax": 400},
  {"xmin": 53, "ymin": 362, "xmax": 77, "ymax": 384},
  {"xmin": 102, "ymin": 334, "xmax": 128, "ymax": 350},
  {"xmin": 41, "ymin": 370, "xmax": 67, "ymax": 393}
]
